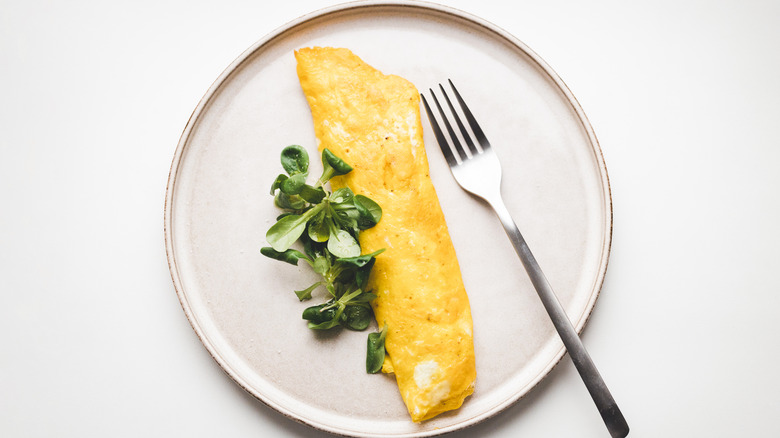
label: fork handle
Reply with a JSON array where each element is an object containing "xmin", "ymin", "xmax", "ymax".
[{"xmin": 489, "ymin": 198, "xmax": 629, "ymax": 438}]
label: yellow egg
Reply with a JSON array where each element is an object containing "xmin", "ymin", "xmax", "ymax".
[{"xmin": 295, "ymin": 47, "xmax": 476, "ymax": 422}]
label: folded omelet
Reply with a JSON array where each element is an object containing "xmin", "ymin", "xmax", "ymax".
[{"xmin": 295, "ymin": 47, "xmax": 476, "ymax": 422}]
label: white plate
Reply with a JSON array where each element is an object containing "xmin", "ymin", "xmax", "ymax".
[{"xmin": 164, "ymin": 1, "xmax": 612, "ymax": 436}]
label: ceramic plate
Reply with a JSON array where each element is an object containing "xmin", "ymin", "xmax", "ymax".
[{"xmin": 164, "ymin": 1, "xmax": 611, "ymax": 436}]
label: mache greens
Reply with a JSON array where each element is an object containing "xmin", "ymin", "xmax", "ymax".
[{"xmin": 261, "ymin": 145, "xmax": 387, "ymax": 372}]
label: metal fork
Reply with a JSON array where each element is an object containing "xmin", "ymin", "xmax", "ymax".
[{"xmin": 421, "ymin": 80, "xmax": 629, "ymax": 438}]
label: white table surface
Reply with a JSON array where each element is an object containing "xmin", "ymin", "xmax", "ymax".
[{"xmin": 2, "ymin": 0, "xmax": 779, "ymax": 437}]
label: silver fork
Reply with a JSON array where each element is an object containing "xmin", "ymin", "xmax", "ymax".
[{"xmin": 421, "ymin": 80, "xmax": 629, "ymax": 438}]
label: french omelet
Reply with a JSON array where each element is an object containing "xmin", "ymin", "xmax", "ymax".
[{"xmin": 295, "ymin": 47, "xmax": 476, "ymax": 422}]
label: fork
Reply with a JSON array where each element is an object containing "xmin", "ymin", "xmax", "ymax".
[{"xmin": 421, "ymin": 80, "xmax": 629, "ymax": 438}]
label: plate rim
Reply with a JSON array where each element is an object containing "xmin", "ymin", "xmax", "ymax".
[{"xmin": 163, "ymin": 1, "xmax": 613, "ymax": 436}]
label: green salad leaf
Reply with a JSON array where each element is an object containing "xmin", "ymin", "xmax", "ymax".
[
  {"xmin": 366, "ymin": 324, "xmax": 388, "ymax": 374},
  {"xmin": 261, "ymin": 145, "xmax": 387, "ymax": 372}
]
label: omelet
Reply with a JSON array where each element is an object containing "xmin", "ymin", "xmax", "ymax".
[{"xmin": 295, "ymin": 47, "xmax": 476, "ymax": 422}]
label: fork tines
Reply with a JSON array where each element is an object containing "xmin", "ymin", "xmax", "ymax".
[{"xmin": 421, "ymin": 80, "xmax": 491, "ymax": 166}]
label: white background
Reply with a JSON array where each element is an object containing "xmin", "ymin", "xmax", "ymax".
[{"xmin": 2, "ymin": 0, "xmax": 779, "ymax": 437}]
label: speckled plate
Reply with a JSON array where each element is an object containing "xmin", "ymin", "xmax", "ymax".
[{"xmin": 164, "ymin": 1, "xmax": 612, "ymax": 436}]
